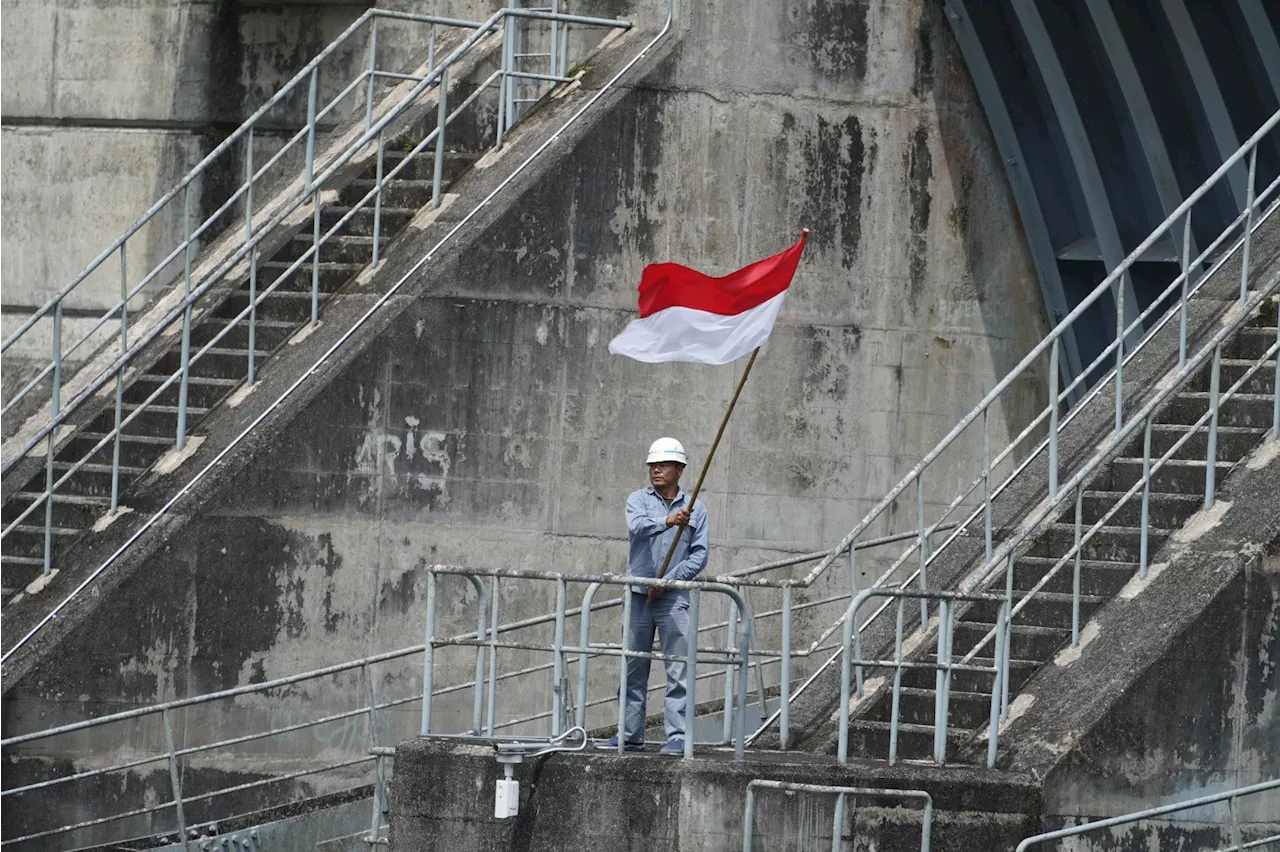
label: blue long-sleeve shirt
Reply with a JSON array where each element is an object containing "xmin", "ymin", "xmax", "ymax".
[{"xmin": 625, "ymin": 486, "xmax": 709, "ymax": 593}]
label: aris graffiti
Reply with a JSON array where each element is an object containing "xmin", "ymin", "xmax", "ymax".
[{"xmin": 350, "ymin": 388, "xmax": 458, "ymax": 507}]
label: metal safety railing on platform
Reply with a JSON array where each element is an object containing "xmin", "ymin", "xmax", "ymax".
[
  {"xmin": 742, "ymin": 781, "xmax": 933, "ymax": 852},
  {"xmin": 0, "ymin": 0, "xmax": 630, "ymax": 579},
  {"xmin": 1016, "ymin": 778, "xmax": 1280, "ymax": 851}
]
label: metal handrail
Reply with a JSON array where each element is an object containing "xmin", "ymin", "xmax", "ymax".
[
  {"xmin": 1015, "ymin": 778, "xmax": 1280, "ymax": 851},
  {"xmin": 742, "ymin": 781, "xmax": 933, "ymax": 852},
  {"xmin": 0, "ymin": 4, "xmax": 633, "ymax": 594}
]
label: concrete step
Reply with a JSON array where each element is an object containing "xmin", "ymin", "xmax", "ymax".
[
  {"xmin": 1105, "ymin": 457, "xmax": 1234, "ymax": 495},
  {"xmin": 2, "ymin": 555, "xmax": 48, "ymax": 601},
  {"xmin": 1080, "ymin": 490, "xmax": 1203, "ymax": 530},
  {"xmin": 1157, "ymin": 392, "xmax": 1275, "ymax": 429},
  {"xmin": 88, "ymin": 402, "xmax": 210, "ymax": 438},
  {"xmin": 901, "ymin": 655, "xmax": 1040, "ymax": 694},
  {"xmin": 282, "ymin": 235, "xmax": 376, "ymax": 266},
  {"xmin": 218, "ymin": 288, "xmax": 321, "ymax": 323},
  {"xmin": 1187, "ymin": 358, "xmax": 1278, "ymax": 395},
  {"xmin": 1120, "ymin": 423, "xmax": 1271, "ymax": 464},
  {"xmin": 320, "ymin": 206, "xmax": 416, "ymax": 237},
  {"xmin": 1225, "ymin": 326, "xmax": 1278, "ymax": 360},
  {"xmin": 3, "ymin": 491, "xmax": 108, "ymax": 533},
  {"xmin": 952, "ymin": 621, "xmax": 1071, "ymax": 661},
  {"xmin": 153, "ymin": 346, "xmax": 271, "ymax": 383},
  {"xmin": 964, "ymin": 591, "xmax": 1108, "ymax": 630},
  {"xmin": 364, "ymin": 148, "xmax": 480, "ymax": 184},
  {"xmin": 258, "ymin": 260, "xmax": 362, "ymax": 295},
  {"xmin": 841, "ymin": 719, "xmax": 971, "ymax": 762},
  {"xmin": 340, "ymin": 179, "xmax": 433, "ymax": 209},
  {"xmin": 191, "ymin": 317, "xmax": 296, "ymax": 352},
  {"xmin": 1030, "ymin": 523, "xmax": 1168, "ymax": 563},
  {"xmin": 49, "ymin": 461, "xmax": 149, "ymax": 498},
  {"xmin": 59, "ymin": 431, "xmax": 172, "ymax": 473},
  {"xmin": 863, "ymin": 685, "xmax": 994, "ymax": 730},
  {"xmin": 3, "ymin": 522, "xmax": 83, "ymax": 559},
  {"xmin": 126, "ymin": 374, "xmax": 242, "ymax": 410},
  {"xmin": 1013, "ymin": 555, "xmax": 1136, "ymax": 597}
]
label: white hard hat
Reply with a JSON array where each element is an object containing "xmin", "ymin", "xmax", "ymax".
[{"xmin": 646, "ymin": 437, "xmax": 687, "ymax": 466}]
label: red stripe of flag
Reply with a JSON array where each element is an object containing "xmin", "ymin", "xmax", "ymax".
[{"xmin": 637, "ymin": 232, "xmax": 808, "ymax": 318}]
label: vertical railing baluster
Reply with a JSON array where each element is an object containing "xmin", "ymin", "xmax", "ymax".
[
  {"xmin": 471, "ymin": 580, "xmax": 488, "ymax": 735},
  {"xmin": 1240, "ymin": 146, "xmax": 1257, "ymax": 305},
  {"xmin": 684, "ymin": 587, "xmax": 700, "ymax": 759},
  {"xmin": 933, "ymin": 599, "xmax": 950, "ymax": 764},
  {"xmin": 421, "ymin": 571, "xmax": 437, "ymax": 735},
  {"xmin": 305, "ymin": 67, "xmax": 319, "ymax": 190},
  {"xmin": 1180, "ymin": 210, "xmax": 1192, "ymax": 368},
  {"xmin": 888, "ymin": 597, "xmax": 905, "ymax": 765},
  {"xmin": 1205, "ymin": 344, "xmax": 1222, "ymax": 508},
  {"xmin": 778, "ymin": 586, "xmax": 791, "ymax": 750},
  {"xmin": 916, "ymin": 476, "xmax": 928, "ymax": 630},
  {"xmin": 983, "ymin": 403, "xmax": 992, "ymax": 565},
  {"xmin": 1140, "ymin": 417, "xmax": 1152, "ymax": 579},
  {"xmin": 162, "ymin": 708, "xmax": 191, "ymax": 852},
  {"xmin": 1049, "ymin": 337, "xmax": 1060, "ymax": 498},
  {"xmin": 486, "ymin": 575, "xmax": 500, "ymax": 736},
  {"xmin": 365, "ymin": 18, "xmax": 379, "ymax": 133},
  {"xmin": 111, "ymin": 243, "xmax": 128, "ymax": 513},
  {"xmin": 373, "ymin": 131, "xmax": 385, "ymax": 267},
  {"xmin": 617, "ymin": 590, "xmax": 632, "ymax": 753},
  {"xmin": 837, "ymin": 598, "xmax": 853, "ymax": 764},
  {"xmin": 1272, "ymin": 310, "xmax": 1279, "ymax": 440},
  {"xmin": 43, "ymin": 301, "xmax": 63, "ymax": 575},
  {"xmin": 176, "ymin": 185, "xmax": 193, "ymax": 450},
  {"xmin": 722, "ymin": 603, "xmax": 738, "ymax": 745},
  {"xmin": 551, "ymin": 578, "xmax": 566, "ymax": 738},
  {"xmin": 432, "ymin": 68, "xmax": 448, "ymax": 210},
  {"xmin": 311, "ymin": 190, "xmax": 321, "ymax": 327},
  {"xmin": 1072, "ymin": 486, "xmax": 1082, "ymax": 646},
  {"xmin": 1115, "ymin": 272, "xmax": 1126, "ymax": 432},
  {"xmin": 246, "ymin": 129, "xmax": 258, "ymax": 386}
]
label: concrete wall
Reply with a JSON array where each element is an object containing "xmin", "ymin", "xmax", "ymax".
[
  {"xmin": 1039, "ymin": 551, "xmax": 1280, "ymax": 848},
  {"xmin": 3, "ymin": 0, "xmax": 1048, "ymax": 825}
]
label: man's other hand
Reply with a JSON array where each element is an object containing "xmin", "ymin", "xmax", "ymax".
[
  {"xmin": 666, "ymin": 508, "xmax": 692, "ymax": 527},
  {"xmin": 647, "ymin": 587, "xmax": 664, "ymax": 601}
]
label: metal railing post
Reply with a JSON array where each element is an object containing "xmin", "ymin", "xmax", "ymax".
[
  {"xmin": 496, "ymin": 12, "xmax": 510, "ymax": 148},
  {"xmin": 1241, "ymin": 146, "xmax": 1257, "ymax": 304},
  {"xmin": 1049, "ymin": 337, "xmax": 1060, "ymax": 498},
  {"xmin": 365, "ymin": 18, "xmax": 379, "ymax": 133},
  {"xmin": 373, "ymin": 131, "xmax": 385, "ymax": 267},
  {"xmin": 741, "ymin": 785, "xmax": 756, "ymax": 852},
  {"xmin": 983, "ymin": 404, "xmax": 993, "ymax": 565},
  {"xmin": 311, "ymin": 190, "xmax": 322, "ymax": 326},
  {"xmin": 617, "ymin": 590, "xmax": 632, "ymax": 753},
  {"xmin": 362, "ymin": 660, "xmax": 384, "ymax": 845},
  {"xmin": 432, "ymin": 67, "xmax": 449, "ymax": 209},
  {"xmin": 933, "ymin": 598, "xmax": 951, "ymax": 764},
  {"xmin": 1115, "ymin": 274, "xmax": 1125, "ymax": 431},
  {"xmin": 1273, "ymin": 312, "xmax": 1280, "ymax": 440},
  {"xmin": 246, "ymin": 129, "xmax": 258, "ymax": 385},
  {"xmin": 1180, "ymin": 210, "xmax": 1192, "ymax": 368},
  {"xmin": 722, "ymin": 603, "xmax": 738, "ymax": 744},
  {"xmin": 161, "ymin": 708, "xmax": 191, "ymax": 852},
  {"xmin": 305, "ymin": 67, "xmax": 319, "ymax": 189},
  {"xmin": 486, "ymin": 575, "xmax": 500, "ymax": 736},
  {"xmin": 986, "ymin": 601, "xmax": 1006, "ymax": 768},
  {"xmin": 888, "ymin": 597, "xmax": 905, "ymax": 764},
  {"xmin": 111, "ymin": 242, "xmax": 127, "ymax": 512},
  {"xmin": 778, "ymin": 586, "xmax": 791, "ymax": 750},
  {"xmin": 176, "ymin": 185, "xmax": 194, "ymax": 450},
  {"xmin": 1205, "ymin": 344, "xmax": 1222, "ymax": 508},
  {"xmin": 43, "ymin": 300, "xmax": 63, "ymax": 574},
  {"xmin": 734, "ymin": 598, "xmax": 749, "ymax": 760},
  {"xmin": 684, "ymin": 587, "xmax": 699, "ymax": 758},
  {"xmin": 837, "ymin": 597, "xmax": 854, "ymax": 763},
  {"xmin": 421, "ymin": 571, "xmax": 437, "ymax": 735},
  {"xmin": 428, "ymin": 23, "xmax": 436, "ymax": 73},
  {"xmin": 551, "ymin": 578, "xmax": 567, "ymax": 737},
  {"xmin": 1072, "ymin": 486, "xmax": 1082, "ymax": 646},
  {"xmin": 1139, "ymin": 417, "xmax": 1152, "ymax": 579},
  {"xmin": 916, "ymin": 476, "xmax": 928, "ymax": 629},
  {"xmin": 472, "ymin": 579, "xmax": 488, "ymax": 735},
  {"xmin": 831, "ymin": 792, "xmax": 845, "ymax": 852},
  {"xmin": 575, "ymin": 583, "xmax": 598, "ymax": 731}
]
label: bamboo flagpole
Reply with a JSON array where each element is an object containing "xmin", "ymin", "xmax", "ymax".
[{"xmin": 652, "ymin": 346, "xmax": 760, "ymax": 586}]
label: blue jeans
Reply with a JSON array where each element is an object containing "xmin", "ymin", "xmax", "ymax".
[{"xmin": 623, "ymin": 591, "xmax": 689, "ymax": 743}]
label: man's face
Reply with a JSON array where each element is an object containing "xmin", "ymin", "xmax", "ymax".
[{"xmin": 648, "ymin": 461, "xmax": 684, "ymax": 490}]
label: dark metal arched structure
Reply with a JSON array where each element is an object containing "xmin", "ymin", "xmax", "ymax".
[{"xmin": 944, "ymin": 0, "xmax": 1280, "ymax": 389}]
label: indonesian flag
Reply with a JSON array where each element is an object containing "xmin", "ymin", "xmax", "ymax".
[{"xmin": 608, "ymin": 232, "xmax": 807, "ymax": 365}]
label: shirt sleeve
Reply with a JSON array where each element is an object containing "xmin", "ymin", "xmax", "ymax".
[
  {"xmin": 626, "ymin": 491, "xmax": 668, "ymax": 539},
  {"xmin": 667, "ymin": 500, "xmax": 709, "ymax": 582}
]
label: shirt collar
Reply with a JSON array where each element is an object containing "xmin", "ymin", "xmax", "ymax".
[{"xmin": 646, "ymin": 485, "xmax": 687, "ymax": 504}]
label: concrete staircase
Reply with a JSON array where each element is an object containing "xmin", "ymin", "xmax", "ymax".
[
  {"xmin": 0, "ymin": 141, "xmax": 480, "ymax": 606},
  {"xmin": 830, "ymin": 297, "xmax": 1278, "ymax": 763}
]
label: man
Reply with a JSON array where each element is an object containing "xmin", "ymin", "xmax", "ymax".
[{"xmin": 600, "ymin": 437, "xmax": 709, "ymax": 756}]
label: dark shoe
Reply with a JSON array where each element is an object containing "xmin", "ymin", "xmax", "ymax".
[
  {"xmin": 597, "ymin": 735, "xmax": 645, "ymax": 752},
  {"xmin": 659, "ymin": 737, "xmax": 685, "ymax": 756}
]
